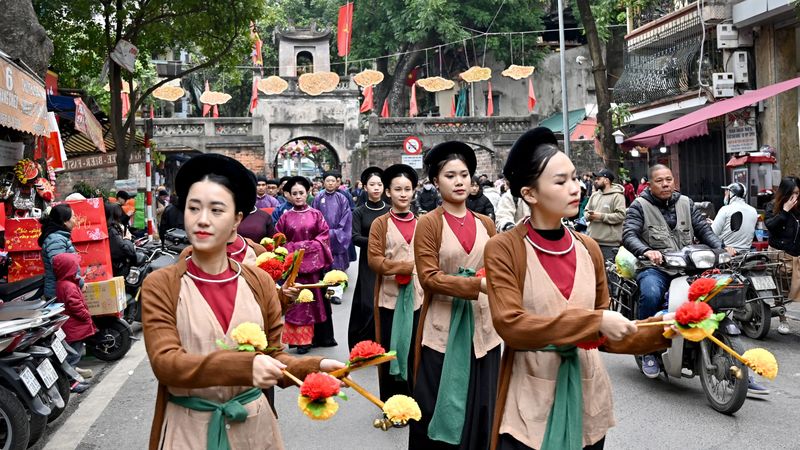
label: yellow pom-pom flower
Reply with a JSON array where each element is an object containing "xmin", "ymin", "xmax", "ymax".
[
  {"xmin": 260, "ymin": 237, "xmax": 275, "ymax": 247},
  {"xmin": 230, "ymin": 322, "xmax": 268, "ymax": 351},
  {"xmin": 323, "ymin": 270, "xmax": 349, "ymax": 286},
  {"xmin": 383, "ymin": 395, "xmax": 422, "ymax": 424},
  {"xmin": 743, "ymin": 348, "xmax": 778, "ymax": 380},
  {"xmin": 298, "ymin": 395, "xmax": 339, "ymax": 420},
  {"xmin": 297, "ymin": 289, "xmax": 314, "ymax": 303},
  {"xmin": 274, "ymin": 247, "xmax": 289, "ymax": 256}
]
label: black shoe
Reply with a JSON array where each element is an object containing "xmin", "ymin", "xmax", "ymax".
[
  {"xmin": 330, "ymin": 297, "xmax": 342, "ymax": 305},
  {"xmin": 313, "ymin": 340, "xmax": 338, "ymax": 348},
  {"xmin": 296, "ymin": 345, "xmax": 311, "ymax": 355}
]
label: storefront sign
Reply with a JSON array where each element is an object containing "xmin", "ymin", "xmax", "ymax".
[
  {"xmin": 63, "ymin": 150, "xmax": 144, "ymax": 172},
  {"xmin": 0, "ymin": 56, "xmax": 49, "ymax": 136},
  {"xmin": 725, "ymin": 112, "xmax": 758, "ymax": 154},
  {"xmin": 74, "ymin": 98, "xmax": 107, "ymax": 153}
]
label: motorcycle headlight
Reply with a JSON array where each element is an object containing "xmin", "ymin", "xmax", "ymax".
[
  {"xmin": 690, "ymin": 250, "xmax": 716, "ymax": 269},
  {"xmin": 717, "ymin": 252, "xmax": 732, "ymax": 264},
  {"xmin": 663, "ymin": 255, "xmax": 687, "ymax": 268},
  {"xmin": 126, "ymin": 268, "xmax": 140, "ymax": 285}
]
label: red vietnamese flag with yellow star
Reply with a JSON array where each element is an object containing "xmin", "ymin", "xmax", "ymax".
[{"xmin": 337, "ymin": 3, "xmax": 354, "ymax": 57}]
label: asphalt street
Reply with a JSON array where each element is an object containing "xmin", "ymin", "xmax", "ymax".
[{"xmin": 34, "ymin": 257, "xmax": 800, "ymax": 450}]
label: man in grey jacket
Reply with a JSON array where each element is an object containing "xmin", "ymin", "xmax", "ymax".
[
  {"xmin": 711, "ymin": 183, "xmax": 757, "ymax": 252},
  {"xmin": 585, "ymin": 168, "xmax": 626, "ymax": 260}
]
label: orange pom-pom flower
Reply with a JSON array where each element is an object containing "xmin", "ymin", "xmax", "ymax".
[
  {"xmin": 688, "ymin": 277, "xmax": 717, "ymax": 301},
  {"xmin": 300, "ymin": 372, "xmax": 341, "ymax": 401},
  {"xmin": 676, "ymin": 301, "xmax": 713, "ymax": 326},
  {"xmin": 349, "ymin": 340, "xmax": 386, "ymax": 363}
]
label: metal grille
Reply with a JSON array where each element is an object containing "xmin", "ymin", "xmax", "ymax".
[{"xmin": 614, "ymin": 13, "xmax": 709, "ymax": 105}]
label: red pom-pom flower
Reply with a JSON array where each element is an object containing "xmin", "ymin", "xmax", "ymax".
[
  {"xmin": 475, "ymin": 268, "xmax": 486, "ymax": 278},
  {"xmin": 257, "ymin": 258, "xmax": 284, "ymax": 282},
  {"xmin": 688, "ymin": 278, "xmax": 717, "ymax": 301},
  {"xmin": 675, "ymin": 301, "xmax": 713, "ymax": 326},
  {"xmin": 349, "ymin": 340, "xmax": 386, "ymax": 363},
  {"xmin": 299, "ymin": 372, "xmax": 340, "ymax": 401},
  {"xmin": 395, "ymin": 274, "xmax": 412, "ymax": 285}
]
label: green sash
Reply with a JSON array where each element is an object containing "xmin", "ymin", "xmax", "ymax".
[
  {"xmin": 427, "ymin": 267, "xmax": 476, "ymax": 445},
  {"xmin": 389, "ymin": 282, "xmax": 415, "ymax": 381},
  {"xmin": 169, "ymin": 387, "xmax": 262, "ymax": 450},
  {"xmin": 539, "ymin": 345, "xmax": 583, "ymax": 450}
]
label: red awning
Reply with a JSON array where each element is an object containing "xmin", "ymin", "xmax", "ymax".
[{"xmin": 623, "ymin": 76, "xmax": 800, "ymax": 149}]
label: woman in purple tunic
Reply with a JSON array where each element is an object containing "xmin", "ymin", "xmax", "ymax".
[{"xmin": 276, "ymin": 176, "xmax": 333, "ymax": 354}]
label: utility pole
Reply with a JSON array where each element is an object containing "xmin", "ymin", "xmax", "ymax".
[{"xmin": 557, "ymin": 0, "xmax": 570, "ymax": 157}]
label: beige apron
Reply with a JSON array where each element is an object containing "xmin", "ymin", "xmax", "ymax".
[
  {"xmin": 242, "ymin": 246, "xmax": 257, "ymax": 266},
  {"xmin": 159, "ymin": 275, "xmax": 283, "ymax": 450},
  {"xmin": 421, "ymin": 215, "xmax": 501, "ymax": 358},
  {"xmin": 500, "ymin": 237, "xmax": 615, "ymax": 449},
  {"xmin": 377, "ymin": 218, "xmax": 422, "ymax": 310}
]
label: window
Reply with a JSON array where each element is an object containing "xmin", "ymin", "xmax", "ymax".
[{"xmin": 296, "ymin": 51, "xmax": 314, "ymax": 75}]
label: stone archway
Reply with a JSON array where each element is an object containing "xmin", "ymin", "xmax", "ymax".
[{"xmin": 273, "ymin": 136, "xmax": 340, "ymax": 178}]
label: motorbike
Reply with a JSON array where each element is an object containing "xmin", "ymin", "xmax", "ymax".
[
  {"xmin": 0, "ymin": 300, "xmax": 72, "ymax": 448},
  {"xmin": 122, "ymin": 228, "xmax": 188, "ymax": 325},
  {"xmin": 607, "ymin": 245, "xmax": 750, "ymax": 414},
  {"xmin": 726, "ymin": 250, "xmax": 786, "ymax": 339}
]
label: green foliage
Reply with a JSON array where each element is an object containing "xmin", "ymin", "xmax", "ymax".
[
  {"xmin": 34, "ymin": 0, "xmax": 267, "ymax": 103},
  {"xmin": 71, "ymin": 181, "xmax": 112, "ymax": 199},
  {"xmin": 571, "ymin": 0, "xmax": 658, "ymax": 42},
  {"xmin": 610, "ymin": 103, "xmax": 632, "ymax": 130}
]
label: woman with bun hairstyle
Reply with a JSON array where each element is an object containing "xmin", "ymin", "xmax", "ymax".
[
  {"xmin": 348, "ymin": 166, "xmax": 390, "ymax": 349},
  {"xmin": 142, "ymin": 154, "xmax": 343, "ymax": 449},
  {"xmin": 275, "ymin": 176, "xmax": 334, "ymax": 354},
  {"xmin": 410, "ymin": 142, "xmax": 501, "ymax": 450},
  {"xmin": 484, "ymin": 128, "xmax": 674, "ymax": 450},
  {"xmin": 368, "ymin": 164, "xmax": 423, "ymax": 401}
]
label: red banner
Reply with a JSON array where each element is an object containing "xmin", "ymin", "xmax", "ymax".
[
  {"xmin": 337, "ymin": 3, "xmax": 354, "ymax": 57},
  {"xmin": 6, "ymin": 199, "xmax": 113, "ymax": 282}
]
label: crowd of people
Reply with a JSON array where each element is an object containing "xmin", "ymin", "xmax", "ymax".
[{"xmin": 41, "ymin": 125, "xmax": 796, "ymax": 449}]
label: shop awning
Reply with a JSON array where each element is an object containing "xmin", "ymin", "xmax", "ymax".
[
  {"xmin": 540, "ymin": 109, "xmax": 586, "ymax": 134},
  {"xmin": 570, "ymin": 117, "xmax": 597, "ymax": 141},
  {"xmin": 726, "ymin": 154, "xmax": 777, "ymax": 168},
  {"xmin": 62, "ymin": 123, "xmax": 145, "ymax": 155},
  {"xmin": 623, "ymin": 76, "xmax": 800, "ymax": 149}
]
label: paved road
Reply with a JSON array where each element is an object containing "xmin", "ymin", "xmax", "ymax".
[{"xmin": 35, "ymin": 258, "xmax": 800, "ymax": 449}]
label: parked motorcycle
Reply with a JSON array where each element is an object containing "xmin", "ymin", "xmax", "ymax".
[
  {"xmin": 727, "ymin": 250, "xmax": 786, "ymax": 339},
  {"xmin": 607, "ymin": 245, "xmax": 750, "ymax": 414},
  {"xmin": 122, "ymin": 228, "xmax": 188, "ymax": 325},
  {"xmin": 0, "ymin": 300, "xmax": 72, "ymax": 448}
]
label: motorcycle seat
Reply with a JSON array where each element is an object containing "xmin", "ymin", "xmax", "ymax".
[
  {"xmin": 0, "ymin": 352, "xmax": 30, "ymax": 364},
  {"xmin": 0, "ymin": 300, "xmax": 48, "ymax": 321},
  {"xmin": 26, "ymin": 345, "xmax": 52, "ymax": 358},
  {"xmin": 0, "ymin": 276, "xmax": 44, "ymax": 300}
]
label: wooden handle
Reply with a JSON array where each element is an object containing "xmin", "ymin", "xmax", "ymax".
[
  {"xmin": 703, "ymin": 332, "xmax": 750, "ymax": 366},
  {"xmin": 341, "ymin": 377, "xmax": 384, "ymax": 409},
  {"xmin": 329, "ymin": 354, "xmax": 397, "ymax": 379},
  {"xmin": 282, "ymin": 370, "xmax": 304, "ymax": 387},
  {"xmin": 637, "ymin": 320, "xmax": 675, "ymax": 328},
  {"xmin": 285, "ymin": 249, "xmax": 305, "ymax": 287},
  {"xmin": 292, "ymin": 282, "xmax": 329, "ymax": 289}
]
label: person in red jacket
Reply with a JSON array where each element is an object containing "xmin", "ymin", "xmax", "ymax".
[{"xmin": 53, "ymin": 252, "xmax": 98, "ymax": 393}]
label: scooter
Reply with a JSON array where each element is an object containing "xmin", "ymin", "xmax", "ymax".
[
  {"xmin": 727, "ymin": 250, "xmax": 786, "ymax": 339},
  {"xmin": 613, "ymin": 245, "xmax": 750, "ymax": 414}
]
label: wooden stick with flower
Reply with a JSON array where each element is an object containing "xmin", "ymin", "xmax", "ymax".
[
  {"xmin": 327, "ymin": 340, "xmax": 422, "ymax": 430},
  {"xmin": 655, "ymin": 277, "xmax": 779, "ymax": 381}
]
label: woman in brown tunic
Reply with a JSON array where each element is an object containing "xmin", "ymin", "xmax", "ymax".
[
  {"xmin": 142, "ymin": 154, "xmax": 344, "ymax": 450},
  {"xmin": 410, "ymin": 142, "xmax": 501, "ymax": 450},
  {"xmin": 485, "ymin": 128, "xmax": 674, "ymax": 450},
  {"xmin": 368, "ymin": 164, "xmax": 423, "ymax": 400}
]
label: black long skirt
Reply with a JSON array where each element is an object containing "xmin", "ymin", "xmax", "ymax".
[
  {"xmin": 312, "ymin": 294, "xmax": 336, "ymax": 347},
  {"xmin": 376, "ymin": 307, "xmax": 420, "ymax": 401},
  {"xmin": 497, "ymin": 434, "xmax": 606, "ymax": 450},
  {"xmin": 408, "ymin": 345, "xmax": 501, "ymax": 450},
  {"xmin": 347, "ymin": 252, "xmax": 377, "ymax": 349}
]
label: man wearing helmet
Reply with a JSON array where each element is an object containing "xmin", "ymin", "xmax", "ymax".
[{"xmin": 712, "ymin": 183, "xmax": 758, "ymax": 253}]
